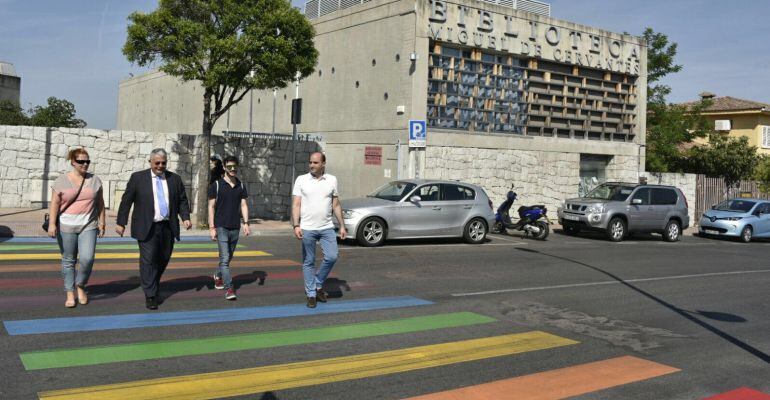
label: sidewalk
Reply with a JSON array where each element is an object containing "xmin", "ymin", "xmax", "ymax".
[{"xmin": 0, "ymin": 208, "xmax": 293, "ymax": 238}]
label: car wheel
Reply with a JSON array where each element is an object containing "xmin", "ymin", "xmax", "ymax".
[
  {"xmin": 663, "ymin": 220, "xmax": 681, "ymax": 242},
  {"xmin": 464, "ymin": 218, "xmax": 487, "ymax": 244},
  {"xmin": 739, "ymin": 226, "xmax": 753, "ymax": 243},
  {"xmin": 606, "ymin": 217, "xmax": 626, "ymax": 242},
  {"xmin": 356, "ymin": 217, "xmax": 386, "ymax": 247}
]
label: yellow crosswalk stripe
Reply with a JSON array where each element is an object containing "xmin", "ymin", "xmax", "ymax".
[
  {"xmin": 0, "ymin": 250, "xmax": 270, "ymax": 261},
  {"xmin": 38, "ymin": 331, "xmax": 578, "ymax": 400}
]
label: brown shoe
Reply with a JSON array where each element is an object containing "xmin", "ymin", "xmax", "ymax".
[
  {"xmin": 316, "ymin": 288, "xmax": 328, "ymax": 303},
  {"xmin": 306, "ymin": 296, "xmax": 317, "ymax": 308}
]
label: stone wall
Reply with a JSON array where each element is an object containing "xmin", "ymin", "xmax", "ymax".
[
  {"xmin": 0, "ymin": 125, "xmax": 319, "ymax": 220},
  {"xmin": 424, "ymin": 146, "xmax": 641, "ymax": 216}
]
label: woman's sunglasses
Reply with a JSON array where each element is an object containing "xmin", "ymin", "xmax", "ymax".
[{"xmin": 74, "ymin": 160, "xmax": 91, "ymax": 165}]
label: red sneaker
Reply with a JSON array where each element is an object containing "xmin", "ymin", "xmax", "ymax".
[
  {"xmin": 213, "ymin": 274, "xmax": 224, "ymax": 290},
  {"xmin": 225, "ymin": 288, "xmax": 237, "ymax": 300}
]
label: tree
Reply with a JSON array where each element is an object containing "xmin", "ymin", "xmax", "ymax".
[
  {"xmin": 0, "ymin": 100, "xmax": 28, "ymax": 125},
  {"xmin": 646, "ymin": 101, "xmax": 711, "ymax": 172},
  {"xmin": 642, "ymin": 28, "xmax": 683, "ymax": 105},
  {"xmin": 0, "ymin": 97, "xmax": 86, "ymax": 127},
  {"xmin": 688, "ymin": 133, "xmax": 761, "ymax": 195},
  {"xmin": 123, "ymin": 0, "xmax": 318, "ymax": 226},
  {"xmin": 754, "ymin": 156, "xmax": 770, "ymax": 194},
  {"xmin": 27, "ymin": 97, "xmax": 86, "ymax": 128}
]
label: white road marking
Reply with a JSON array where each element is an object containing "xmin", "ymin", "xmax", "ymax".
[
  {"xmin": 339, "ymin": 242, "xmax": 526, "ymax": 250},
  {"xmin": 451, "ymin": 269, "xmax": 770, "ymax": 297}
]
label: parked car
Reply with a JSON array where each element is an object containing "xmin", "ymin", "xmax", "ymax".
[
  {"xmin": 339, "ymin": 179, "xmax": 496, "ymax": 246},
  {"xmin": 699, "ymin": 199, "xmax": 770, "ymax": 242},
  {"xmin": 557, "ymin": 182, "xmax": 690, "ymax": 242}
]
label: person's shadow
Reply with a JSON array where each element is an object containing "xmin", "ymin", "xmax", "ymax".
[
  {"xmin": 158, "ymin": 271, "xmax": 269, "ymax": 303},
  {"xmin": 232, "ymin": 271, "xmax": 267, "ymax": 289},
  {"xmin": 87, "ymin": 276, "xmax": 142, "ymax": 301},
  {"xmin": 322, "ymin": 278, "xmax": 351, "ymax": 299}
]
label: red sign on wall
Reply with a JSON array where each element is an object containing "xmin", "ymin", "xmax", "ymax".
[{"xmin": 364, "ymin": 146, "xmax": 382, "ymax": 165}]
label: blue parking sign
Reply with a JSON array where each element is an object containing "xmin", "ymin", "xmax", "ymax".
[{"xmin": 409, "ymin": 120, "xmax": 426, "ymax": 148}]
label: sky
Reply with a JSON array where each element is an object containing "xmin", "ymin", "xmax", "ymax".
[{"xmin": 1, "ymin": 0, "xmax": 769, "ymax": 130}]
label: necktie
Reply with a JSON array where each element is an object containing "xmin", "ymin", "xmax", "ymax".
[{"xmin": 155, "ymin": 176, "xmax": 168, "ymax": 219}]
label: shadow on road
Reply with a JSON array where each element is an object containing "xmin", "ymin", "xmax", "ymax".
[
  {"xmin": 323, "ymin": 277, "xmax": 351, "ymax": 299},
  {"xmin": 88, "ymin": 276, "xmax": 141, "ymax": 301},
  {"xmin": 515, "ymin": 247, "xmax": 769, "ymax": 364}
]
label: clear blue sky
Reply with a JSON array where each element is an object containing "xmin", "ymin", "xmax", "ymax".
[{"xmin": 1, "ymin": 0, "xmax": 768, "ymax": 130}]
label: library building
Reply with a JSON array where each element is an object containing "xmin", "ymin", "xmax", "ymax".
[{"xmin": 117, "ymin": 0, "xmax": 648, "ymax": 208}]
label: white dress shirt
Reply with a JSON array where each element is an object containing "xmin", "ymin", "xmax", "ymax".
[{"xmin": 150, "ymin": 171, "xmax": 170, "ymax": 222}]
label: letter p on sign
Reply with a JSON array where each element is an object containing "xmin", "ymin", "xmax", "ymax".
[{"xmin": 409, "ymin": 120, "xmax": 426, "ymax": 148}]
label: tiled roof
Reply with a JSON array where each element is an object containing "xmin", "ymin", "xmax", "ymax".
[{"xmin": 681, "ymin": 96, "xmax": 770, "ymax": 113}]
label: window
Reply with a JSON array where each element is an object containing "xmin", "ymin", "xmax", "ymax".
[
  {"xmin": 762, "ymin": 126, "xmax": 770, "ymax": 149},
  {"xmin": 651, "ymin": 188, "xmax": 678, "ymax": 205},
  {"xmin": 441, "ymin": 184, "xmax": 475, "ymax": 201},
  {"xmin": 417, "ymin": 184, "xmax": 441, "ymax": 201},
  {"xmin": 631, "ymin": 188, "xmax": 650, "ymax": 205}
]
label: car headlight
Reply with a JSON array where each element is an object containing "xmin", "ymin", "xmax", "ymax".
[
  {"xmin": 586, "ymin": 204, "xmax": 604, "ymax": 214},
  {"xmin": 724, "ymin": 216, "xmax": 743, "ymax": 221},
  {"xmin": 342, "ymin": 209, "xmax": 357, "ymax": 220}
]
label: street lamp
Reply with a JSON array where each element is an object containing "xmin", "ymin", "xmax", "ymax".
[{"xmin": 248, "ymin": 70, "xmax": 255, "ymax": 134}]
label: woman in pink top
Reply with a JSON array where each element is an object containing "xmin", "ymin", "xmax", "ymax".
[{"xmin": 47, "ymin": 148, "xmax": 106, "ymax": 308}]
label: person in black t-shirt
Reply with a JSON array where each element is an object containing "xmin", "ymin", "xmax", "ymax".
[{"xmin": 207, "ymin": 156, "xmax": 250, "ymax": 300}]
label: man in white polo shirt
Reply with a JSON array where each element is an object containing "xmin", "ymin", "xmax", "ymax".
[{"xmin": 292, "ymin": 152, "xmax": 347, "ymax": 308}]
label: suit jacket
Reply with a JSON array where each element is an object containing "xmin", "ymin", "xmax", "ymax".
[{"xmin": 117, "ymin": 169, "xmax": 191, "ymax": 241}]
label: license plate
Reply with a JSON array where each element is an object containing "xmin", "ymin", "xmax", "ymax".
[
  {"xmin": 704, "ymin": 229, "xmax": 719, "ymax": 235},
  {"xmin": 563, "ymin": 214, "xmax": 580, "ymax": 221}
]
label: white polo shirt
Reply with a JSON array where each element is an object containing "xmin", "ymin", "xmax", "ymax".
[{"xmin": 292, "ymin": 172, "xmax": 339, "ymax": 230}]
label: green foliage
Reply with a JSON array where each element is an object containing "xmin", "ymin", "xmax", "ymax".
[
  {"xmin": 645, "ymin": 101, "xmax": 711, "ymax": 172},
  {"xmin": 0, "ymin": 97, "xmax": 85, "ymax": 127},
  {"xmin": 28, "ymin": 97, "xmax": 86, "ymax": 128},
  {"xmin": 754, "ymin": 156, "xmax": 770, "ymax": 194},
  {"xmin": 123, "ymin": 0, "xmax": 318, "ymax": 129},
  {"xmin": 688, "ymin": 133, "xmax": 761, "ymax": 192},
  {"xmin": 0, "ymin": 100, "xmax": 28, "ymax": 125},
  {"xmin": 642, "ymin": 28, "xmax": 683, "ymax": 105}
]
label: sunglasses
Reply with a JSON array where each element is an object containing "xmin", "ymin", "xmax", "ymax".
[
  {"xmin": 74, "ymin": 160, "xmax": 91, "ymax": 165},
  {"xmin": 225, "ymin": 165, "xmax": 238, "ymax": 171},
  {"xmin": 153, "ymin": 161, "xmax": 167, "ymax": 166}
]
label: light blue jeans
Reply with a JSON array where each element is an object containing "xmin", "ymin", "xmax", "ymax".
[
  {"xmin": 57, "ymin": 228, "xmax": 97, "ymax": 292},
  {"xmin": 301, "ymin": 228, "xmax": 338, "ymax": 297},
  {"xmin": 216, "ymin": 227, "xmax": 240, "ymax": 290}
]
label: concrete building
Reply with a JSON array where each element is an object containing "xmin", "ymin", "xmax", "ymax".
[
  {"xmin": 684, "ymin": 92, "xmax": 770, "ymax": 156},
  {"xmin": 117, "ymin": 0, "xmax": 647, "ymax": 211},
  {"xmin": 0, "ymin": 62, "xmax": 21, "ymax": 105}
]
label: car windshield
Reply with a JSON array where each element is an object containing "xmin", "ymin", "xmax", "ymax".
[
  {"xmin": 368, "ymin": 181, "xmax": 417, "ymax": 201},
  {"xmin": 714, "ymin": 199, "xmax": 756, "ymax": 213},
  {"xmin": 584, "ymin": 183, "xmax": 636, "ymax": 201}
]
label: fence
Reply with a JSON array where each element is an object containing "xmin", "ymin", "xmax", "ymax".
[{"xmin": 694, "ymin": 175, "xmax": 770, "ymax": 222}]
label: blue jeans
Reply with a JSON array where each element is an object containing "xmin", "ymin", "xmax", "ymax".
[
  {"xmin": 57, "ymin": 228, "xmax": 97, "ymax": 292},
  {"xmin": 301, "ymin": 228, "xmax": 338, "ymax": 297},
  {"xmin": 216, "ymin": 227, "xmax": 240, "ymax": 290}
]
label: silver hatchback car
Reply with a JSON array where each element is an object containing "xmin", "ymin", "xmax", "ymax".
[{"xmin": 340, "ymin": 179, "xmax": 496, "ymax": 246}]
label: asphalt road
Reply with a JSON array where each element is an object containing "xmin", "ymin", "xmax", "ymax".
[{"xmin": 0, "ymin": 229, "xmax": 768, "ymax": 399}]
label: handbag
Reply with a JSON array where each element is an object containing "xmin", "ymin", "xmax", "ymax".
[{"xmin": 43, "ymin": 175, "xmax": 86, "ymax": 232}]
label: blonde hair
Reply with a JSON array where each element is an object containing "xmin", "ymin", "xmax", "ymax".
[{"xmin": 67, "ymin": 148, "xmax": 89, "ymax": 161}]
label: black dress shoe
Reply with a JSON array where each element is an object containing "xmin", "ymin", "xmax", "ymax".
[
  {"xmin": 306, "ymin": 296, "xmax": 317, "ymax": 308},
  {"xmin": 316, "ymin": 288, "xmax": 328, "ymax": 303},
  {"xmin": 146, "ymin": 297, "xmax": 158, "ymax": 310}
]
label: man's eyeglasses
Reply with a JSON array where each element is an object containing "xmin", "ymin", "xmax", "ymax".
[
  {"xmin": 153, "ymin": 161, "xmax": 167, "ymax": 166},
  {"xmin": 74, "ymin": 160, "xmax": 91, "ymax": 165},
  {"xmin": 225, "ymin": 165, "xmax": 238, "ymax": 171}
]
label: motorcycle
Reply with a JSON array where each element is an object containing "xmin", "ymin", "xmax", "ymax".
[{"xmin": 494, "ymin": 190, "xmax": 550, "ymax": 240}]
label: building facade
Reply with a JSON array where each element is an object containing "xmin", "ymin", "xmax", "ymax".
[
  {"xmin": 0, "ymin": 62, "xmax": 21, "ymax": 105},
  {"xmin": 117, "ymin": 0, "xmax": 647, "ymax": 212},
  {"xmin": 685, "ymin": 93, "xmax": 770, "ymax": 156}
]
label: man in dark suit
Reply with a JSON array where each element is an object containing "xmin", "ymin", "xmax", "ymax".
[{"xmin": 116, "ymin": 148, "xmax": 192, "ymax": 310}]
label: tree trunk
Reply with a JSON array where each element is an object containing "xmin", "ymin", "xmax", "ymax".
[{"xmin": 193, "ymin": 92, "xmax": 214, "ymax": 228}]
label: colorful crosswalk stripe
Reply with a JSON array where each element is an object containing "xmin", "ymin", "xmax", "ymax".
[
  {"xmin": 0, "ymin": 243, "xmax": 241, "ymax": 251},
  {"xmin": 0, "ymin": 236, "xmax": 211, "ymax": 243},
  {"xmin": 3, "ymin": 296, "xmax": 432, "ymax": 335},
  {"xmin": 403, "ymin": 355, "xmax": 679, "ymax": 400},
  {"xmin": 0, "ymin": 250, "xmax": 270, "ymax": 261},
  {"xmin": 37, "ymin": 331, "xmax": 578, "ymax": 400},
  {"xmin": 703, "ymin": 387, "xmax": 770, "ymax": 400},
  {"xmin": 0, "ymin": 258, "xmax": 298, "ymax": 272},
  {"xmin": 20, "ymin": 312, "xmax": 496, "ymax": 370}
]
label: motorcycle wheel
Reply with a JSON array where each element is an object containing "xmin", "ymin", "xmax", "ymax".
[{"xmin": 533, "ymin": 220, "xmax": 549, "ymax": 240}]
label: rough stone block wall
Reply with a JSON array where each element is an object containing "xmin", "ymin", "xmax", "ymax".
[
  {"xmin": 0, "ymin": 125, "xmax": 318, "ymax": 220},
  {"xmin": 424, "ymin": 146, "xmax": 641, "ymax": 218}
]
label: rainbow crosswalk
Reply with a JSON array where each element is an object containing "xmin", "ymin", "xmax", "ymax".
[{"xmin": 1, "ymin": 238, "xmax": 766, "ymax": 399}]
